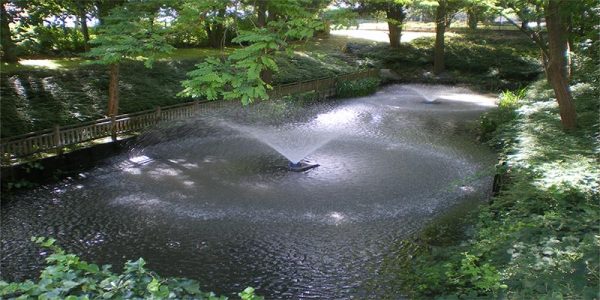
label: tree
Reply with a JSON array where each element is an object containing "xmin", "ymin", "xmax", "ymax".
[
  {"xmin": 465, "ymin": 1, "xmax": 492, "ymax": 30},
  {"xmin": 353, "ymin": 0, "xmax": 411, "ymax": 48},
  {"xmin": 11, "ymin": 0, "xmax": 93, "ymax": 54},
  {"xmin": 415, "ymin": 0, "xmax": 466, "ymax": 74},
  {"xmin": 94, "ymin": 0, "xmax": 126, "ymax": 26},
  {"xmin": 386, "ymin": 2, "xmax": 407, "ymax": 48},
  {"xmin": 0, "ymin": 0, "xmax": 18, "ymax": 62},
  {"xmin": 433, "ymin": 0, "xmax": 447, "ymax": 74},
  {"xmin": 542, "ymin": 0, "xmax": 576, "ymax": 128},
  {"xmin": 493, "ymin": 0, "xmax": 586, "ymax": 129},
  {"xmin": 320, "ymin": 7, "xmax": 358, "ymax": 36},
  {"xmin": 175, "ymin": 0, "xmax": 238, "ymax": 49},
  {"xmin": 180, "ymin": 0, "xmax": 325, "ymax": 105},
  {"xmin": 88, "ymin": 1, "xmax": 174, "ymax": 117},
  {"xmin": 72, "ymin": 0, "xmax": 92, "ymax": 51},
  {"xmin": 433, "ymin": 0, "xmax": 462, "ymax": 74}
]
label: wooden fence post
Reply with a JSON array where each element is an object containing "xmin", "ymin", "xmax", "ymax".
[
  {"xmin": 155, "ymin": 106, "xmax": 162, "ymax": 122},
  {"xmin": 53, "ymin": 125, "xmax": 62, "ymax": 155},
  {"xmin": 194, "ymin": 100, "xmax": 200, "ymax": 113},
  {"xmin": 110, "ymin": 115, "xmax": 117, "ymax": 142}
]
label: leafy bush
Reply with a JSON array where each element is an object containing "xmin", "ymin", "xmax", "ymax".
[
  {"xmin": 335, "ymin": 77, "xmax": 381, "ymax": 98},
  {"xmin": 0, "ymin": 237, "xmax": 263, "ymax": 300},
  {"xmin": 479, "ymin": 88, "xmax": 525, "ymax": 142},
  {"xmin": 17, "ymin": 26, "xmax": 87, "ymax": 56}
]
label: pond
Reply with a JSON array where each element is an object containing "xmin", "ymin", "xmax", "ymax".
[{"xmin": 1, "ymin": 84, "xmax": 497, "ymax": 299}]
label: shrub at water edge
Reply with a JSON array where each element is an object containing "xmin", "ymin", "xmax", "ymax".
[{"xmin": 0, "ymin": 237, "xmax": 263, "ymax": 300}]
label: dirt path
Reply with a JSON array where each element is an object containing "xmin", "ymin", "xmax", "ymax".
[{"xmin": 331, "ymin": 22, "xmax": 436, "ymax": 44}]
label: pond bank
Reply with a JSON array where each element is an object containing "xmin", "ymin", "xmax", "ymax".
[{"xmin": 386, "ymin": 78, "xmax": 599, "ymax": 298}]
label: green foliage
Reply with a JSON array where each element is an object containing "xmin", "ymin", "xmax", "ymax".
[
  {"xmin": 180, "ymin": 29, "xmax": 284, "ymax": 104},
  {"xmin": 86, "ymin": 3, "xmax": 174, "ymax": 67},
  {"xmin": 335, "ymin": 77, "xmax": 381, "ymax": 98},
  {"xmin": 479, "ymin": 88, "xmax": 525, "ymax": 142},
  {"xmin": 4, "ymin": 161, "xmax": 44, "ymax": 190},
  {"xmin": 180, "ymin": 1, "xmax": 325, "ymax": 105},
  {"xmin": 322, "ymin": 8, "xmax": 359, "ymax": 30},
  {"xmin": 169, "ymin": 0, "xmax": 236, "ymax": 48},
  {"xmin": 0, "ymin": 237, "xmax": 262, "ymax": 300},
  {"xmin": 17, "ymin": 26, "xmax": 87, "ymax": 56},
  {"xmin": 5, "ymin": 0, "xmax": 93, "ymax": 56},
  {"xmin": 6, "ymin": 178, "xmax": 36, "ymax": 190},
  {"xmin": 239, "ymin": 287, "xmax": 263, "ymax": 300},
  {"xmin": 273, "ymin": 49, "xmax": 359, "ymax": 84},
  {"xmin": 387, "ymin": 66, "xmax": 600, "ymax": 298}
]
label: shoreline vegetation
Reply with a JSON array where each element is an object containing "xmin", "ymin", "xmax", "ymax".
[{"xmin": 382, "ymin": 58, "xmax": 599, "ymax": 298}]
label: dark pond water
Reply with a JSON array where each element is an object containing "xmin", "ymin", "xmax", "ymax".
[{"xmin": 1, "ymin": 84, "xmax": 497, "ymax": 299}]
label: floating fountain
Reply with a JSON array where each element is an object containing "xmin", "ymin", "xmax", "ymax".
[{"xmin": 288, "ymin": 160, "xmax": 320, "ymax": 172}]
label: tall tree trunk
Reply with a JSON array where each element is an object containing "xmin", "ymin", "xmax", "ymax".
[
  {"xmin": 322, "ymin": 20, "xmax": 331, "ymax": 36},
  {"xmin": 566, "ymin": 14, "xmax": 573, "ymax": 78},
  {"xmin": 257, "ymin": 0, "xmax": 267, "ymax": 28},
  {"xmin": 387, "ymin": 22, "xmax": 400, "ymax": 48},
  {"xmin": 108, "ymin": 63, "xmax": 120, "ymax": 116},
  {"xmin": 386, "ymin": 8, "xmax": 402, "ymax": 48},
  {"xmin": 433, "ymin": 0, "xmax": 447, "ymax": 75},
  {"xmin": 205, "ymin": 23, "xmax": 224, "ymax": 48},
  {"xmin": 545, "ymin": 0, "xmax": 576, "ymax": 129},
  {"xmin": 0, "ymin": 1, "xmax": 17, "ymax": 63},
  {"xmin": 268, "ymin": 10, "xmax": 278, "ymax": 23},
  {"xmin": 76, "ymin": 2, "xmax": 90, "ymax": 51},
  {"xmin": 60, "ymin": 16, "xmax": 68, "ymax": 35},
  {"xmin": 467, "ymin": 9, "xmax": 478, "ymax": 30}
]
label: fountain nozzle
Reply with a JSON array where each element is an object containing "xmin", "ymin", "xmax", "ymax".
[{"xmin": 288, "ymin": 160, "xmax": 319, "ymax": 172}]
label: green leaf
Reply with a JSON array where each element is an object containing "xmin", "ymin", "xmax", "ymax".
[{"xmin": 147, "ymin": 278, "xmax": 160, "ymax": 293}]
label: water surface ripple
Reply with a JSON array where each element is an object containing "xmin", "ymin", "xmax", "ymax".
[{"xmin": 1, "ymin": 84, "xmax": 497, "ymax": 299}]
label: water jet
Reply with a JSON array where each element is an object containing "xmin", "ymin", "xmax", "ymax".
[
  {"xmin": 406, "ymin": 85, "xmax": 442, "ymax": 104},
  {"xmin": 219, "ymin": 121, "xmax": 335, "ymax": 167}
]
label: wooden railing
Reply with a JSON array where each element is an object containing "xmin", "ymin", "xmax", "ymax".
[{"xmin": 1, "ymin": 69, "xmax": 379, "ymax": 161}]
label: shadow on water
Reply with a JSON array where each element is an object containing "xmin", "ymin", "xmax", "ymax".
[{"xmin": 1, "ymin": 84, "xmax": 497, "ymax": 299}]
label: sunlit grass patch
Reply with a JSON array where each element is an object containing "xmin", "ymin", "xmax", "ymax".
[
  {"xmin": 1, "ymin": 58, "xmax": 83, "ymax": 72},
  {"xmin": 157, "ymin": 47, "xmax": 236, "ymax": 60}
]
